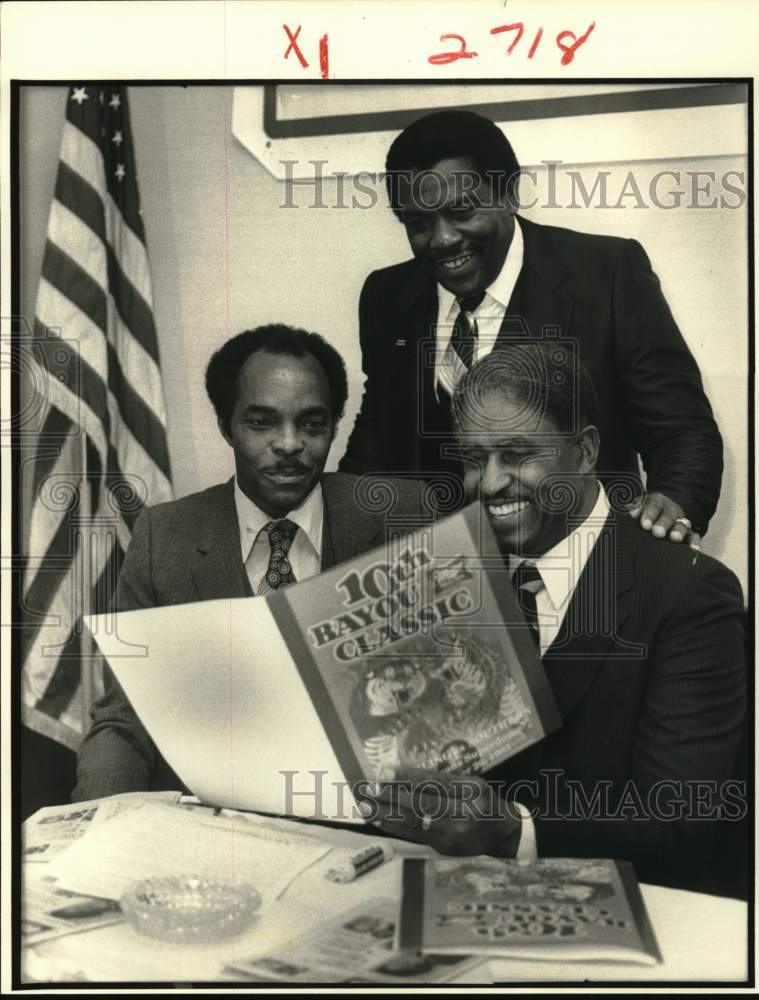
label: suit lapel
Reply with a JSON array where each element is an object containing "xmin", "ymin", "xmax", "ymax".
[
  {"xmin": 321, "ymin": 474, "xmax": 384, "ymax": 570},
  {"xmin": 498, "ymin": 217, "xmax": 575, "ymax": 342},
  {"xmin": 188, "ymin": 476, "xmax": 382, "ymax": 595},
  {"xmin": 398, "ymin": 268, "xmax": 441, "ymax": 468},
  {"xmin": 541, "ymin": 513, "xmax": 639, "ymax": 720},
  {"xmin": 398, "ymin": 262, "xmax": 437, "ymax": 336},
  {"xmin": 190, "ymin": 479, "xmax": 252, "ymax": 600}
]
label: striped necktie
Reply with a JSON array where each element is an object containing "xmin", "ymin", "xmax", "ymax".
[
  {"xmin": 512, "ymin": 561, "xmax": 545, "ymax": 652},
  {"xmin": 438, "ymin": 292, "xmax": 486, "ymax": 397},
  {"xmin": 256, "ymin": 519, "xmax": 299, "ymax": 595}
]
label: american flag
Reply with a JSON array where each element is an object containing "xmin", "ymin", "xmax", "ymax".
[{"xmin": 22, "ymin": 85, "xmax": 172, "ymax": 750}]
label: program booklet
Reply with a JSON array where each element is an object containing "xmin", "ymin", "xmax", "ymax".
[
  {"xmin": 89, "ymin": 502, "xmax": 560, "ymax": 819},
  {"xmin": 399, "ymin": 857, "xmax": 661, "ymax": 965}
]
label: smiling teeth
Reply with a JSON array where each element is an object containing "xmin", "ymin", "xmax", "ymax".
[
  {"xmin": 489, "ymin": 500, "xmax": 529, "ymax": 516},
  {"xmin": 440, "ymin": 254, "xmax": 474, "ymax": 270}
]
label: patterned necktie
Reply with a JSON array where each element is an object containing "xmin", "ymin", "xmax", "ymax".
[
  {"xmin": 439, "ymin": 292, "xmax": 486, "ymax": 397},
  {"xmin": 256, "ymin": 519, "xmax": 299, "ymax": 595},
  {"xmin": 450, "ymin": 292, "xmax": 486, "ymax": 369},
  {"xmin": 512, "ymin": 561, "xmax": 545, "ymax": 652}
]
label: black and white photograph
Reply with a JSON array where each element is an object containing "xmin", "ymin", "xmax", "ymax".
[{"xmin": 2, "ymin": 0, "xmax": 754, "ymax": 991}]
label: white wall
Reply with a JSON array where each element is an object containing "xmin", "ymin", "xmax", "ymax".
[{"xmin": 19, "ymin": 85, "xmax": 748, "ymax": 589}]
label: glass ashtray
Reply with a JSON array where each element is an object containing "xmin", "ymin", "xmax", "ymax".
[{"xmin": 120, "ymin": 875, "xmax": 261, "ymax": 943}]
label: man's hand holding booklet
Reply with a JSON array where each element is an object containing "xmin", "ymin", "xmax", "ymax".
[{"xmin": 87, "ymin": 501, "xmax": 560, "ymax": 823}]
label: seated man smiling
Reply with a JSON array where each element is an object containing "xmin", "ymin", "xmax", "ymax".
[{"xmin": 360, "ymin": 342, "xmax": 745, "ymax": 892}]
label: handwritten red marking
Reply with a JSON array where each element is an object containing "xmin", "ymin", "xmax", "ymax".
[
  {"xmin": 319, "ymin": 33, "xmax": 329, "ymax": 78},
  {"xmin": 556, "ymin": 21, "xmax": 596, "ymax": 65},
  {"xmin": 490, "ymin": 23, "xmax": 525, "ymax": 55},
  {"xmin": 527, "ymin": 27, "xmax": 544, "ymax": 59},
  {"xmin": 283, "ymin": 24, "xmax": 308, "ymax": 68},
  {"xmin": 428, "ymin": 33, "xmax": 478, "ymax": 65}
]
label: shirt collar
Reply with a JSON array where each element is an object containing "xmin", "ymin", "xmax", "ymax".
[
  {"xmin": 234, "ymin": 478, "xmax": 324, "ymax": 562},
  {"xmin": 510, "ymin": 482, "xmax": 610, "ymax": 611},
  {"xmin": 437, "ymin": 217, "xmax": 524, "ymax": 320}
]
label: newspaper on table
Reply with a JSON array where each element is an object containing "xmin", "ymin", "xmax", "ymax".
[
  {"xmin": 225, "ymin": 897, "xmax": 487, "ymax": 984},
  {"xmin": 23, "ymin": 791, "xmax": 183, "ymax": 863},
  {"xmin": 22, "ymin": 875, "xmax": 125, "ymax": 947},
  {"xmin": 86, "ymin": 502, "xmax": 560, "ymax": 820},
  {"xmin": 399, "ymin": 857, "xmax": 662, "ymax": 965},
  {"xmin": 46, "ymin": 800, "xmax": 330, "ymax": 905}
]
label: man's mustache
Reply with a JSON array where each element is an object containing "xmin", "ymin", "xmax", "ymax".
[{"xmin": 263, "ymin": 462, "xmax": 311, "ymax": 475}]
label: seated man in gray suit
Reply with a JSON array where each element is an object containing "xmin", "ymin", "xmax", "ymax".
[
  {"xmin": 74, "ymin": 324, "xmax": 430, "ymax": 800},
  {"xmin": 361, "ymin": 342, "xmax": 745, "ymax": 891}
]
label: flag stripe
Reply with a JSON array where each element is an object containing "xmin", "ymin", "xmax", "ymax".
[
  {"xmin": 25, "ymin": 417, "xmax": 83, "ymax": 567},
  {"xmin": 49, "ymin": 199, "xmax": 107, "ymax": 296},
  {"xmin": 34, "ymin": 537, "xmax": 123, "ymax": 719},
  {"xmin": 66, "ymin": 94, "xmax": 146, "ymax": 242},
  {"xmin": 35, "ymin": 626, "xmax": 84, "ymax": 717},
  {"xmin": 34, "ymin": 316, "xmax": 111, "ymax": 442},
  {"xmin": 28, "ymin": 399, "xmax": 148, "ymax": 543},
  {"xmin": 25, "ymin": 491, "xmax": 118, "ymax": 703},
  {"xmin": 85, "ymin": 432, "xmax": 102, "ymax": 515},
  {"xmin": 55, "ymin": 160, "xmax": 105, "ymax": 253},
  {"xmin": 105, "ymin": 443, "xmax": 139, "ymax": 532},
  {"xmin": 38, "ymin": 271, "xmax": 169, "ymax": 432},
  {"xmin": 59, "ymin": 129, "xmax": 154, "ymax": 307},
  {"xmin": 59, "ymin": 122, "xmax": 108, "ymax": 208},
  {"xmin": 23, "ymin": 514, "xmax": 78, "ymax": 641},
  {"xmin": 30, "ymin": 405, "xmax": 75, "ymax": 507},
  {"xmin": 106, "ymin": 245, "xmax": 161, "ymax": 365},
  {"xmin": 40, "ymin": 342, "xmax": 172, "ymax": 512},
  {"xmin": 34, "ymin": 303, "xmax": 172, "ymax": 480},
  {"xmin": 105, "ymin": 340, "xmax": 171, "ymax": 479},
  {"xmin": 34, "ymin": 318, "xmax": 112, "ymax": 474},
  {"xmin": 23, "ymin": 414, "xmax": 150, "ymax": 667},
  {"xmin": 42, "ymin": 241, "xmax": 108, "ymax": 334},
  {"xmin": 55, "ymin": 166, "xmax": 161, "ymax": 364}
]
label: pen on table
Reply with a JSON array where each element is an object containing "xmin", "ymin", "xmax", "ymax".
[{"xmin": 325, "ymin": 842, "xmax": 395, "ymax": 883}]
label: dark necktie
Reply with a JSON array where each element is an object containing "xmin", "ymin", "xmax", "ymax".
[
  {"xmin": 257, "ymin": 519, "xmax": 299, "ymax": 595},
  {"xmin": 449, "ymin": 291, "xmax": 486, "ymax": 373},
  {"xmin": 512, "ymin": 561, "xmax": 544, "ymax": 652}
]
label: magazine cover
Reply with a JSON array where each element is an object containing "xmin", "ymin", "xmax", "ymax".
[
  {"xmin": 399, "ymin": 857, "xmax": 661, "ymax": 965},
  {"xmin": 270, "ymin": 500, "xmax": 561, "ymax": 785}
]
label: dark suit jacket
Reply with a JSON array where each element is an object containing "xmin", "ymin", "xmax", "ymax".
[
  {"xmin": 339, "ymin": 216, "xmax": 723, "ymax": 535},
  {"xmin": 73, "ymin": 473, "xmax": 431, "ymax": 801},
  {"xmin": 486, "ymin": 512, "xmax": 745, "ymax": 892}
]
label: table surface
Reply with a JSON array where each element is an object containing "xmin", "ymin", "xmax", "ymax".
[{"xmin": 23, "ymin": 809, "xmax": 749, "ymax": 985}]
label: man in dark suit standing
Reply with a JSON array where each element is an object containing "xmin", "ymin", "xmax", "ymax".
[
  {"xmin": 360, "ymin": 343, "xmax": 744, "ymax": 892},
  {"xmin": 339, "ymin": 110, "xmax": 723, "ymax": 545},
  {"xmin": 74, "ymin": 324, "xmax": 430, "ymax": 801}
]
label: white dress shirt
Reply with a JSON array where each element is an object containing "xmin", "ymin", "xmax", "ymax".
[
  {"xmin": 510, "ymin": 482, "xmax": 610, "ymax": 858},
  {"xmin": 233, "ymin": 479, "xmax": 323, "ymax": 592},
  {"xmin": 434, "ymin": 217, "xmax": 524, "ymax": 395},
  {"xmin": 509, "ymin": 483, "xmax": 611, "ymax": 656}
]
